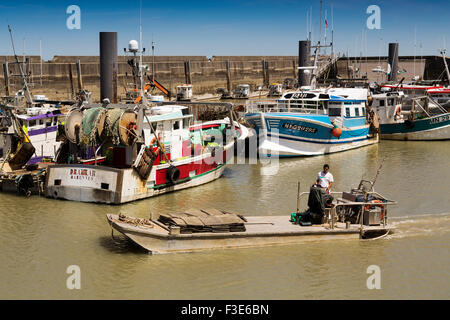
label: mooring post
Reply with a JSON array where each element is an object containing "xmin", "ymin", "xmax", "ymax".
[
  {"xmin": 261, "ymin": 59, "xmax": 266, "ymax": 88},
  {"xmin": 388, "ymin": 43, "xmax": 399, "ymax": 82},
  {"xmin": 296, "ymin": 181, "xmax": 301, "ymax": 213},
  {"xmin": 298, "ymin": 40, "xmax": 311, "ymax": 87},
  {"xmin": 100, "ymin": 32, "xmax": 118, "ymax": 103},
  {"xmin": 76, "ymin": 60, "xmax": 83, "ymax": 91},
  {"xmin": 3, "ymin": 60, "xmax": 10, "ymax": 96},
  {"xmin": 67, "ymin": 63, "xmax": 74, "ymax": 98},
  {"xmin": 292, "ymin": 59, "xmax": 297, "ymax": 79},
  {"xmin": 184, "ymin": 60, "xmax": 191, "ymax": 84},
  {"xmin": 225, "ymin": 60, "xmax": 231, "ymax": 93}
]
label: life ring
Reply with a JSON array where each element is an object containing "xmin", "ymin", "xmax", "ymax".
[
  {"xmin": 365, "ymin": 199, "xmax": 384, "ymax": 211},
  {"xmin": 394, "ymin": 106, "xmax": 402, "ymax": 120}
]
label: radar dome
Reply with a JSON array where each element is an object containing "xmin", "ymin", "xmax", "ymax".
[{"xmin": 128, "ymin": 40, "xmax": 139, "ymax": 52}]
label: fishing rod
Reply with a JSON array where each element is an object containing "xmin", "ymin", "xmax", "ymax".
[{"xmin": 372, "ymin": 156, "xmax": 386, "ymax": 189}]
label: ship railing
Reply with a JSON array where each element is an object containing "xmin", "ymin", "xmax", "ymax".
[
  {"xmin": 246, "ymin": 100, "xmax": 326, "ymax": 115},
  {"xmin": 295, "ymin": 189, "xmax": 397, "ymax": 230}
]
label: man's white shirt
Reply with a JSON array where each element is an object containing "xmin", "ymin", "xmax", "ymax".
[{"xmin": 317, "ymin": 171, "xmax": 334, "ymax": 189}]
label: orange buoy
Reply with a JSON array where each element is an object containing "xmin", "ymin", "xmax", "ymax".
[{"xmin": 331, "ymin": 127, "xmax": 342, "ymax": 138}]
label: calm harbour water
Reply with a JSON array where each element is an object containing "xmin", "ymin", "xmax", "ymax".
[{"xmin": 0, "ymin": 140, "xmax": 449, "ymax": 299}]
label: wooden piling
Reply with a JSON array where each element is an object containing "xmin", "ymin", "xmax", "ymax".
[
  {"xmin": 225, "ymin": 60, "xmax": 231, "ymax": 93},
  {"xmin": 76, "ymin": 60, "xmax": 83, "ymax": 91},
  {"xmin": 184, "ymin": 60, "xmax": 191, "ymax": 84},
  {"xmin": 3, "ymin": 60, "xmax": 10, "ymax": 96},
  {"xmin": 292, "ymin": 60, "xmax": 297, "ymax": 79},
  {"xmin": 261, "ymin": 59, "xmax": 266, "ymax": 88},
  {"xmin": 67, "ymin": 63, "xmax": 74, "ymax": 98}
]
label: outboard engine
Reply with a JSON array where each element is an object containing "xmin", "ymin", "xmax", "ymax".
[{"xmin": 292, "ymin": 186, "xmax": 334, "ymax": 225}]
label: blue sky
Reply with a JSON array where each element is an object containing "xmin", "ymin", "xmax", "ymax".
[{"xmin": 0, "ymin": 0, "xmax": 449, "ymax": 60}]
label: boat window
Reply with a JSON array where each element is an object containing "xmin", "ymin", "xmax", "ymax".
[
  {"xmin": 345, "ymin": 107, "xmax": 351, "ymax": 117},
  {"xmin": 183, "ymin": 118, "xmax": 190, "ymax": 128},
  {"xmin": 328, "ymin": 108, "xmax": 341, "ymax": 116},
  {"xmin": 355, "ymin": 108, "xmax": 360, "ymax": 117},
  {"xmin": 319, "ymin": 94, "xmax": 329, "ymax": 99},
  {"xmin": 344, "ymin": 101, "xmax": 352, "ymax": 105},
  {"xmin": 284, "ymin": 93, "xmax": 293, "ymax": 99},
  {"xmin": 362, "ymin": 108, "xmax": 366, "ymax": 116},
  {"xmin": 388, "ymin": 98, "xmax": 395, "ymax": 106},
  {"xmin": 305, "ymin": 93, "xmax": 316, "ymax": 99},
  {"xmin": 173, "ymin": 120, "xmax": 180, "ymax": 130},
  {"xmin": 28, "ymin": 120, "xmax": 36, "ymax": 127},
  {"xmin": 379, "ymin": 99, "xmax": 385, "ymax": 107},
  {"xmin": 46, "ymin": 119, "xmax": 52, "ymax": 127}
]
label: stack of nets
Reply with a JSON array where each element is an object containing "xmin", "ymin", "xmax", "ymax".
[{"xmin": 158, "ymin": 208, "xmax": 247, "ymax": 234}]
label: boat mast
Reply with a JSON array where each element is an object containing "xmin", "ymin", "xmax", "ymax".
[
  {"xmin": 413, "ymin": 26, "xmax": 417, "ymax": 79},
  {"xmin": 152, "ymin": 35, "xmax": 155, "ymax": 83},
  {"xmin": 309, "ymin": 6, "xmax": 312, "ymax": 43},
  {"xmin": 139, "ymin": 0, "xmax": 144, "ymax": 99},
  {"xmin": 441, "ymin": 49, "xmax": 450, "ymax": 84},
  {"xmin": 306, "ymin": 9, "xmax": 309, "ymax": 40},
  {"xmin": 8, "ymin": 25, "xmax": 33, "ymax": 106},
  {"xmin": 319, "ymin": 0, "xmax": 322, "ymax": 48},
  {"xmin": 331, "ymin": 3, "xmax": 334, "ymax": 56}
]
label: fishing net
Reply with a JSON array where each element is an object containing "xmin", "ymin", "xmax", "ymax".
[
  {"xmin": 104, "ymin": 109, "xmax": 137, "ymax": 146},
  {"xmin": 81, "ymin": 107, "xmax": 106, "ymax": 145}
]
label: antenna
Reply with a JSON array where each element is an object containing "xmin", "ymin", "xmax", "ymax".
[
  {"xmin": 139, "ymin": 0, "xmax": 144, "ymax": 99},
  {"xmin": 324, "ymin": 9, "xmax": 327, "ymax": 48},
  {"xmin": 414, "ymin": 25, "xmax": 417, "ymax": 78},
  {"xmin": 331, "ymin": 3, "xmax": 334, "ymax": 56},
  {"xmin": 319, "ymin": 0, "xmax": 323, "ymax": 47},
  {"xmin": 152, "ymin": 34, "xmax": 155, "ymax": 83},
  {"xmin": 40, "ymin": 39, "xmax": 43, "ymax": 86},
  {"xmin": 306, "ymin": 9, "xmax": 309, "ymax": 40},
  {"xmin": 309, "ymin": 6, "xmax": 312, "ymax": 43}
]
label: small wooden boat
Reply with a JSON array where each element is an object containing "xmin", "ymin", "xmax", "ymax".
[{"xmin": 106, "ymin": 180, "xmax": 396, "ymax": 254}]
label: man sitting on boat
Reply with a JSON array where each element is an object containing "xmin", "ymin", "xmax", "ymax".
[{"xmin": 315, "ymin": 164, "xmax": 334, "ymax": 194}]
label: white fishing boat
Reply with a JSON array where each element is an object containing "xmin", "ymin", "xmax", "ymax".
[
  {"xmin": 45, "ymin": 103, "xmax": 248, "ymax": 204},
  {"xmin": 427, "ymin": 88, "xmax": 450, "ymax": 110},
  {"xmin": 370, "ymin": 91, "xmax": 450, "ymax": 140},
  {"xmin": 245, "ymin": 87, "xmax": 379, "ymax": 156}
]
